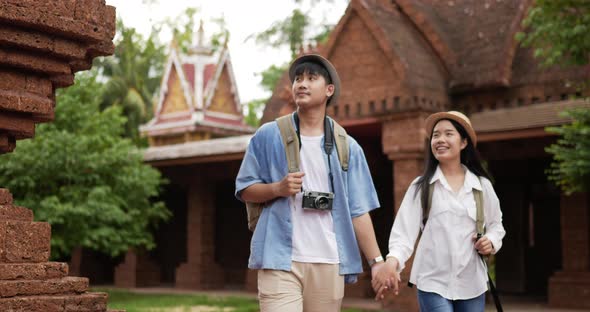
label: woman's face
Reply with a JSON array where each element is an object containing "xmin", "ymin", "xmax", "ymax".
[{"xmin": 431, "ymin": 119, "xmax": 467, "ymax": 164}]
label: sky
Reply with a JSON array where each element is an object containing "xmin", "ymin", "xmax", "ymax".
[{"xmin": 104, "ymin": 0, "xmax": 348, "ymax": 104}]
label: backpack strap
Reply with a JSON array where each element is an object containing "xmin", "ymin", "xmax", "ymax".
[
  {"xmin": 276, "ymin": 114, "xmax": 300, "ymax": 173},
  {"xmin": 474, "ymin": 186, "xmax": 484, "ymax": 237},
  {"xmin": 424, "ymin": 177, "xmax": 484, "ymax": 231},
  {"xmin": 332, "ymin": 119, "xmax": 349, "ymax": 171},
  {"xmin": 277, "ymin": 114, "xmax": 349, "ymax": 172}
]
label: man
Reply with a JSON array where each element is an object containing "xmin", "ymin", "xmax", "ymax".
[{"xmin": 235, "ymin": 54, "xmax": 384, "ymax": 311}]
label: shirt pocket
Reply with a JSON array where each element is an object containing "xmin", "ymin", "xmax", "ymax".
[{"xmin": 428, "ymin": 191, "xmax": 451, "ymax": 219}]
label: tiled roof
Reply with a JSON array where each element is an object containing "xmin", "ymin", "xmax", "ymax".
[
  {"xmin": 203, "ymin": 63, "xmax": 216, "ymax": 91},
  {"xmin": 401, "ymin": 0, "xmax": 529, "ymax": 89},
  {"xmin": 471, "ymin": 99, "xmax": 590, "ymax": 133},
  {"xmin": 363, "ymin": 0, "xmax": 447, "ymax": 90},
  {"xmin": 144, "ymin": 134, "xmax": 252, "ymax": 163},
  {"xmin": 182, "ymin": 63, "xmax": 195, "ymax": 92}
]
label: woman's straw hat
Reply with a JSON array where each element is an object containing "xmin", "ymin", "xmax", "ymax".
[{"xmin": 425, "ymin": 111, "xmax": 477, "ymax": 146}]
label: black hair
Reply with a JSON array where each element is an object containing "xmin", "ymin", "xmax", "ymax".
[
  {"xmin": 414, "ymin": 118, "xmax": 491, "ymax": 210},
  {"xmin": 293, "ymin": 61, "xmax": 334, "ymax": 106},
  {"xmin": 293, "ymin": 61, "xmax": 333, "ymax": 85}
]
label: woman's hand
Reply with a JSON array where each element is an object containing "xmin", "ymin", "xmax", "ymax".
[
  {"xmin": 371, "ymin": 257, "xmax": 401, "ymax": 300},
  {"xmin": 474, "ymin": 234, "xmax": 494, "ymax": 255}
]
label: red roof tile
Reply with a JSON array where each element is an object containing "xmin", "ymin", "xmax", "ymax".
[
  {"xmin": 203, "ymin": 64, "xmax": 216, "ymax": 91},
  {"xmin": 182, "ymin": 63, "xmax": 195, "ymax": 92}
]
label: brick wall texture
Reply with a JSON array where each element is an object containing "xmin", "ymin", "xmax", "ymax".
[{"xmin": 0, "ymin": 0, "xmax": 118, "ymax": 311}]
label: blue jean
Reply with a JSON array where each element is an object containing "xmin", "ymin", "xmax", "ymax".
[{"xmin": 417, "ymin": 290, "xmax": 485, "ymax": 312}]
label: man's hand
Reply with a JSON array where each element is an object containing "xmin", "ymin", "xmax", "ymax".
[
  {"xmin": 371, "ymin": 257, "xmax": 401, "ymax": 300},
  {"xmin": 273, "ymin": 172, "xmax": 305, "ymax": 197},
  {"xmin": 474, "ymin": 234, "xmax": 494, "ymax": 255}
]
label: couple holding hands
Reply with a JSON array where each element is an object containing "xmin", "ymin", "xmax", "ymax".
[{"xmin": 236, "ymin": 54, "xmax": 505, "ymax": 312}]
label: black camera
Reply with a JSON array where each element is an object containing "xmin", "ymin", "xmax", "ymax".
[{"xmin": 302, "ymin": 190, "xmax": 334, "ymax": 210}]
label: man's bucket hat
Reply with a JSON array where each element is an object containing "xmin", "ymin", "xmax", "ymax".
[{"xmin": 288, "ymin": 54, "xmax": 341, "ymax": 106}]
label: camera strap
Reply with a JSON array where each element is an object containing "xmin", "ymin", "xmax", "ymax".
[{"xmin": 293, "ymin": 112, "xmax": 335, "ymax": 193}]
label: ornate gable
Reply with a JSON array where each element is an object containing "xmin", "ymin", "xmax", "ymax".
[
  {"xmin": 140, "ymin": 24, "xmax": 253, "ymax": 147},
  {"xmin": 207, "ymin": 65, "xmax": 240, "ymax": 116},
  {"xmin": 160, "ymin": 65, "xmax": 191, "ymax": 115}
]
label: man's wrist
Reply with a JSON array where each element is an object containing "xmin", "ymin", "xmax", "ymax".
[{"xmin": 368, "ymin": 255, "xmax": 384, "ymax": 267}]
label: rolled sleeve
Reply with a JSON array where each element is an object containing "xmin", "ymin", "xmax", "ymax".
[
  {"xmin": 235, "ymin": 131, "xmax": 267, "ymax": 202},
  {"xmin": 346, "ymin": 138, "xmax": 380, "ymax": 218}
]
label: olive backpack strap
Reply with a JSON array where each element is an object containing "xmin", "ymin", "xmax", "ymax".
[
  {"xmin": 276, "ymin": 114, "xmax": 301, "ymax": 173},
  {"xmin": 331, "ymin": 119, "xmax": 349, "ymax": 171},
  {"xmin": 246, "ymin": 114, "xmax": 300, "ymax": 232},
  {"xmin": 475, "ymin": 177, "xmax": 503, "ymax": 312}
]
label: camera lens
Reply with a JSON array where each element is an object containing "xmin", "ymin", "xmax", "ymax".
[{"xmin": 315, "ymin": 196, "xmax": 329, "ymax": 210}]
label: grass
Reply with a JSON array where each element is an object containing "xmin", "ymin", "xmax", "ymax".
[{"xmin": 96, "ymin": 288, "xmax": 370, "ymax": 312}]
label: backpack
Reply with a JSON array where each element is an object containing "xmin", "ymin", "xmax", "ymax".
[{"xmin": 245, "ymin": 113, "xmax": 349, "ymax": 232}]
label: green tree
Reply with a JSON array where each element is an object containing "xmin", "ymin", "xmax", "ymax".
[
  {"xmin": 516, "ymin": 0, "xmax": 590, "ymax": 67},
  {"xmin": 545, "ymin": 108, "xmax": 590, "ymax": 194},
  {"xmin": 259, "ymin": 63, "xmax": 288, "ymax": 93},
  {"xmin": 254, "ymin": 9, "xmax": 311, "ymax": 59},
  {"xmin": 0, "ymin": 72, "xmax": 170, "ymax": 259},
  {"xmin": 244, "ymin": 99, "xmax": 267, "ymax": 128},
  {"xmin": 95, "ymin": 19, "xmax": 166, "ymax": 146},
  {"xmin": 517, "ymin": 1, "xmax": 590, "ymax": 193}
]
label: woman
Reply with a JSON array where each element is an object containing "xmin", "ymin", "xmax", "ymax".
[{"xmin": 373, "ymin": 111, "xmax": 505, "ymax": 312}]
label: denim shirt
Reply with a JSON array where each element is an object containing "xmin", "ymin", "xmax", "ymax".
[{"xmin": 235, "ymin": 115, "xmax": 380, "ymax": 283}]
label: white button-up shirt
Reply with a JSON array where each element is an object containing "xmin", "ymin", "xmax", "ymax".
[{"xmin": 387, "ymin": 166, "xmax": 505, "ymax": 300}]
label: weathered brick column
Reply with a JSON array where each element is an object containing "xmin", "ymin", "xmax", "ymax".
[
  {"xmin": 548, "ymin": 192, "xmax": 590, "ymax": 309},
  {"xmin": 0, "ymin": 1, "xmax": 120, "ymax": 311},
  {"xmin": 175, "ymin": 180, "xmax": 224, "ymax": 289},
  {"xmin": 380, "ymin": 112, "xmax": 429, "ymax": 311},
  {"xmin": 114, "ymin": 249, "xmax": 161, "ymax": 288}
]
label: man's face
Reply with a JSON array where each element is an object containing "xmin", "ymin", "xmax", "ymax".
[{"xmin": 291, "ymin": 71, "xmax": 335, "ymax": 109}]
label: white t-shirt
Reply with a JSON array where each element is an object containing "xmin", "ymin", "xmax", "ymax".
[{"xmin": 290, "ymin": 134, "xmax": 339, "ymax": 263}]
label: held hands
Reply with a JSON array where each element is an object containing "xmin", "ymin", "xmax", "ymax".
[
  {"xmin": 274, "ymin": 172, "xmax": 305, "ymax": 197},
  {"xmin": 473, "ymin": 234, "xmax": 494, "ymax": 256},
  {"xmin": 371, "ymin": 257, "xmax": 401, "ymax": 301}
]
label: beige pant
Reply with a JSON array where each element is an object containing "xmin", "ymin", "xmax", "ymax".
[{"xmin": 257, "ymin": 261, "xmax": 345, "ymax": 312}]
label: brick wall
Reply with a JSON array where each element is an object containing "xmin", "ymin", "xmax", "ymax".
[
  {"xmin": 175, "ymin": 180, "xmax": 224, "ymax": 289},
  {"xmin": 0, "ymin": 1, "xmax": 118, "ymax": 310},
  {"xmin": 548, "ymin": 192, "xmax": 590, "ymax": 309}
]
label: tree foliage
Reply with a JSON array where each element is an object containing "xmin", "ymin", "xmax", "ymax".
[
  {"xmin": 545, "ymin": 108, "xmax": 590, "ymax": 194},
  {"xmin": 94, "ymin": 19, "xmax": 166, "ymax": 146},
  {"xmin": 516, "ymin": 0, "xmax": 590, "ymax": 67},
  {"xmin": 244, "ymin": 98, "xmax": 267, "ymax": 128},
  {"xmin": 254, "ymin": 9, "xmax": 311, "ymax": 59},
  {"xmin": 0, "ymin": 72, "xmax": 170, "ymax": 259},
  {"xmin": 517, "ymin": 1, "xmax": 590, "ymax": 193}
]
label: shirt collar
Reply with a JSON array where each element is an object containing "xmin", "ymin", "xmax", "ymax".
[
  {"xmin": 429, "ymin": 165, "xmax": 483, "ymax": 191},
  {"xmin": 464, "ymin": 165, "xmax": 483, "ymax": 191}
]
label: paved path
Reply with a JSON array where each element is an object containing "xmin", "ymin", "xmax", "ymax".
[{"xmin": 119, "ymin": 288, "xmax": 585, "ymax": 311}]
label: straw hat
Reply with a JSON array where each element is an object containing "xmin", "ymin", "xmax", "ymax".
[
  {"xmin": 288, "ymin": 54, "xmax": 341, "ymax": 106},
  {"xmin": 425, "ymin": 111, "xmax": 477, "ymax": 146}
]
